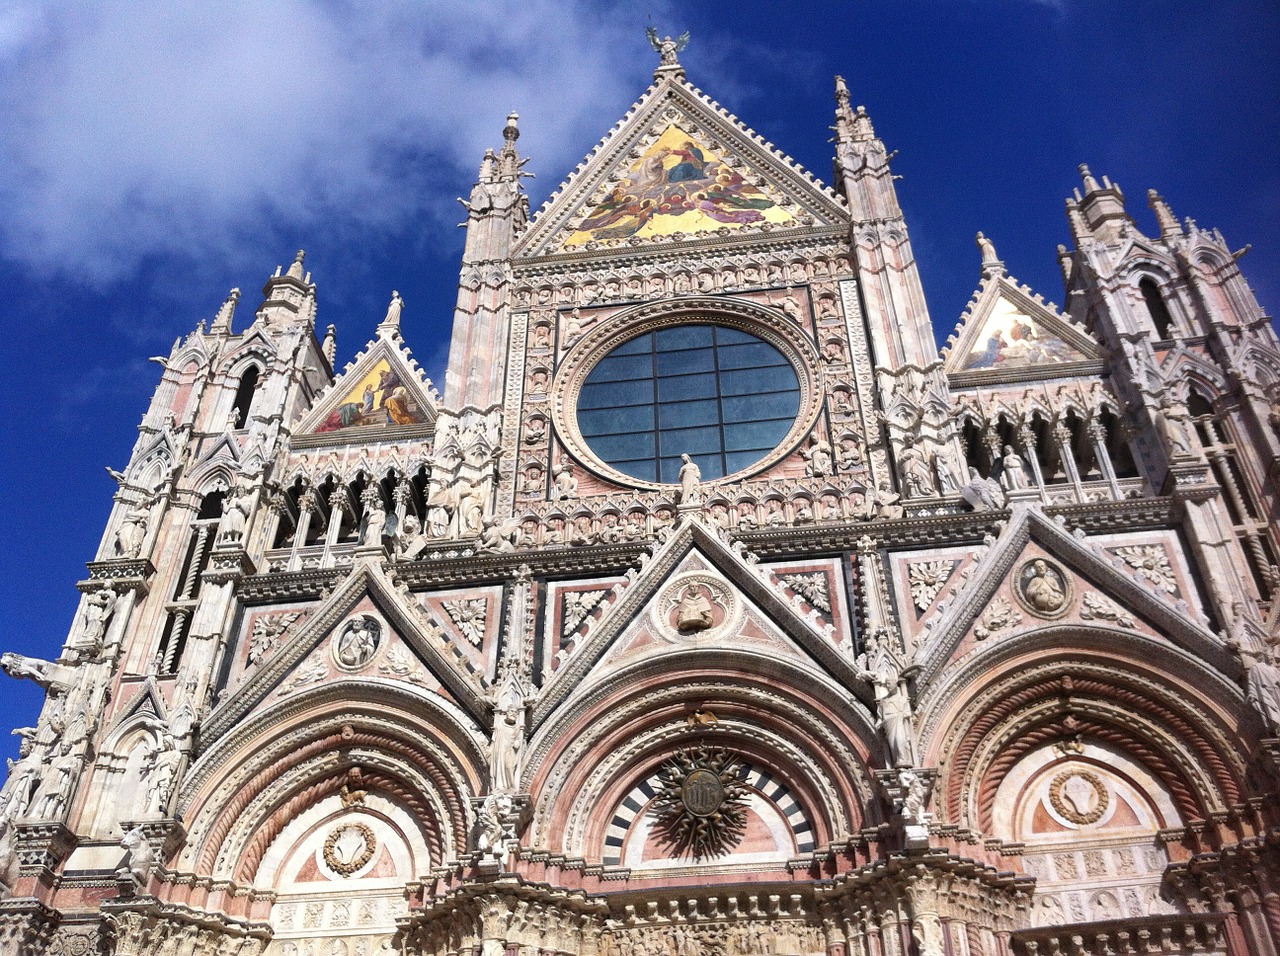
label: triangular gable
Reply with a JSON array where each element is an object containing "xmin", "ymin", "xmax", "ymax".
[
  {"xmin": 911, "ymin": 506, "xmax": 1229, "ymax": 687},
  {"xmin": 943, "ymin": 275, "xmax": 1103, "ymax": 381},
  {"xmin": 296, "ymin": 335, "xmax": 437, "ymax": 438},
  {"xmin": 201, "ymin": 558, "xmax": 487, "ymax": 744},
  {"xmin": 516, "ymin": 74, "xmax": 847, "ymax": 258},
  {"xmin": 531, "ymin": 517, "xmax": 862, "ymax": 727}
]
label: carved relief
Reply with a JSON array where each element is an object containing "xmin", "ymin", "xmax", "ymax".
[
  {"xmin": 1014, "ymin": 559, "xmax": 1071, "ymax": 618},
  {"xmin": 654, "ymin": 574, "xmax": 740, "ymax": 641},
  {"xmin": 323, "ymin": 821, "xmax": 376, "ymax": 876},
  {"xmin": 441, "ymin": 598, "xmax": 488, "ymax": 646},
  {"xmin": 332, "ymin": 616, "xmax": 381, "ymax": 671},
  {"xmin": 1048, "ymin": 770, "xmax": 1109, "ymax": 826},
  {"xmin": 562, "ymin": 589, "xmax": 608, "ymax": 637},
  {"xmin": 652, "ymin": 746, "xmax": 751, "ymax": 860},
  {"xmin": 908, "ymin": 560, "xmax": 957, "ymax": 612},
  {"xmin": 1079, "ymin": 592, "xmax": 1136, "ymax": 628},
  {"xmin": 778, "ymin": 572, "xmax": 831, "ymax": 614},
  {"xmin": 1111, "ymin": 545, "xmax": 1178, "ymax": 594},
  {"xmin": 247, "ymin": 611, "xmax": 303, "ymax": 667},
  {"xmin": 974, "ymin": 595, "xmax": 1021, "ymax": 640}
]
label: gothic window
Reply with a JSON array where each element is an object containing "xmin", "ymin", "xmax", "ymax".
[
  {"xmin": 156, "ymin": 489, "xmax": 224, "ymax": 673},
  {"xmin": 961, "ymin": 418, "xmax": 991, "ymax": 477},
  {"xmin": 231, "ymin": 365, "xmax": 260, "ymax": 428},
  {"xmin": 575, "ymin": 325, "xmax": 801, "ymax": 484},
  {"xmin": 1030, "ymin": 413, "xmax": 1062, "ymax": 483},
  {"xmin": 1139, "ymin": 278, "xmax": 1174, "ymax": 339},
  {"xmin": 273, "ymin": 479, "xmax": 305, "ymax": 548},
  {"xmin": 1187, "ymin": 387, "xmax": 1277, "ymax": 598},
  {"xmin": 1098, "ymin": 409, "xmax": 1138, "ymax": 479}
]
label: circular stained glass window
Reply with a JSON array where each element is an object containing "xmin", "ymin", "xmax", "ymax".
[{"xmin": 575, "ymin": 324, "xmax": 801, "ymax": 484}]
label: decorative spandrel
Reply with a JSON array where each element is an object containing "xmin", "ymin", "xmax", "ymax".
[{"xmin": 563, "ymin": 125, "xmax": 797, "ymax": 246}]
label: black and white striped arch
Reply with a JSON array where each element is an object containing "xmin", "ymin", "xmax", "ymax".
[{"xmin": 602, "ymin": 762, "xmax": 815, "ymax": 866}]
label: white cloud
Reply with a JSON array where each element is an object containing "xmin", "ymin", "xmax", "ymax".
[{"xmin": 0, "ymin": 0, "xmax": 670, "ymax": 284}]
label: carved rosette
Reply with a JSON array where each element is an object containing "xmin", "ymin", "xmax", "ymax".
[{"xmin": 651, "ymin": 745, "xmax": 751, "ymax": 860}]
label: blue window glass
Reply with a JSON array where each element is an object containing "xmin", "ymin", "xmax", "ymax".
[{"xmin": 577, "ymin": 324, "xmax": 801, "ymax": 482}]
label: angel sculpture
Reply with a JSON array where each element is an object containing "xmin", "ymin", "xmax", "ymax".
[{"xmin": 646, "ymin": 27, "xmax": 689, "ymax": 67}]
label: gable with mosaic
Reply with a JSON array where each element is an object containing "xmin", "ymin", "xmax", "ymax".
[{"xmin": 564, "ymin": 125, "xmax": 798, "ymax": 246}]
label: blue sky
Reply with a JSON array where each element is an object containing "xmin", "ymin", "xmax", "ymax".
[{"xmin": 1, "ymin": 1, "xmax": 1277, "ymax": 761}]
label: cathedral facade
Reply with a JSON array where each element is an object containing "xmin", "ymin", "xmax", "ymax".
[{"xmin": 2, "ymin": 45, "xmax": 1279, "ymax": 956}]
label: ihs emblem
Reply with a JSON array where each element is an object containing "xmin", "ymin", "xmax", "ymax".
[{"xmin": 652, "ymin": 745, "xmax": 751, "ymax": 860}]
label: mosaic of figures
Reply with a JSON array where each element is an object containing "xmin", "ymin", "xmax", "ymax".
[
  {"xmin": 315, "ymin": 358, "xmax": 430, "ymax": 433},
  {"xmin": 959, "ymin": 296, "xmax": 1087, "ymax": 371},
  {"xmin": 563, "ymin": 124, "xmax": 798, "ymax": 246}
]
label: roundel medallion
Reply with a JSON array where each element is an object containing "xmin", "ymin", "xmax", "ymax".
[{"xmin": 681, "ymin": 768, "xmax": 726, "ymax": 818}]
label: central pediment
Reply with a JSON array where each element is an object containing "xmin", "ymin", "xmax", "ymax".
[{"xmin": 515, "ymin": 73, "xmax": 847, "ymax": 258}]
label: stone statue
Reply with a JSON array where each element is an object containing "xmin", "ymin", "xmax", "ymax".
[
  {"xmin": 115, "ymin": 499, "xmax": 151, "ymax": 558},
  {"xmin": 143, "ymin": 738, "xmax": 182, "ymax": 813},
  {"xmin": 677, "ymin": 454, "xmax": 702, "ymax": 506},
  {"xmin": 359, "ymin": 503, "xmax": 387, "ymax": 546},
  {"xmin": 871, "ymin": 482, "xmax": 904, "ymax": 520},
  {"xmin": 382, "ymin": 290, "xmax": 403, "ymax": 329},
  {"xmin": 960, "ymin": 466, "xmax": 1006, "ymax": 512},
  {"xmin": 116, "ymin": 826, "xmax": 154, "ymax": 890},
  {"xmin": 999, "ymin": 444, "xmax": 1030, "ymax": 491},
  {"xmin": 675, "ymin": 585, "xmax": 714, "ymax": 632},
  {"xmin": 563, "ymin": 307, "xmax": 585, "ymax": 343},
  {"xmin": 897, "ymin": 438, "xmax": 937, "ymax": 497},
  {"xmin": 804, "ymin": 440, "xmax": 833, "ymax": 478},
  {"xmin": 217, "ymin": 484, "xmax": 252, "ymax": 545},
  {"xmin": 80, "ymin": 587, "xmax": 118, "ymax": 654},
  {"xmin": 1242, "ymin": 645, "xmax": 1280, "ymax": 734},
  {"xmin": 1158, "ymin": 392, "xmax": 1195, "ymax": 458},
  {"xmin": 477, "ymin": 517, "xmax": 517, "ymax": 554},
  {"xmin": 490, "ymin": 709, "xmax": 523, "ymax": 793},
  {"xmin": 0, "ymin": 652, "xmax": 73, "ymax": 693},
  {"xmin": 32, "ymin": 747, "xmax": 79, "ymax": 819},
  {"xmin": 476, "ymin": 791, "xmax": 513, "ymax": 863},
  {"xmin": 0, "ymin": 824, "xmax": 17, "ymax": 893},
  {"xmin": 646, "ymin": 27, "xmax": 689, "ymax": 67},
  {"xmin": 553, "ymin": 463, "xmax": 577, "ymax": 500},
  {"xmin": 856, "ymin": 635, "xmax": 916, "ymax": 768},
  {"xmin": 0, "ymin": 753, "xmax": 40, "ymax": 823},
  {"xmin": 897, "ymin": 768, "xmax": 927, "ymax": 826}
]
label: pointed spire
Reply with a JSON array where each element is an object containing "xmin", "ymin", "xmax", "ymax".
[
  {"xmin": 832, "ymin": 75, "xmax": 856, "ymax": 142},
  {"xmin": 975, "ymin": 231, "xmax": 1006, "ymax": 278},
  {"xmin": 496, "ymin": 112, "xmax": 526, "ymax": 179},
  {"xmin": 851, "ymin": 105, "xmax": 876, "ymax": 142},
  {"xmin": 210, "ymin": 288, "xmax": 240, "ymax": 334},
  {"xmin": 321, "ymin": 324, "xmax": 337, "ymax": 365},
  {"xmin": 1147, "ymin": 189, "xmax": 1183, "ymax": 239},
  {"xmin": 378, "ymin": 290, "xmax": 404, "ymax": 339},
  {"xmin": 286, "ymin": 249, "xmax": 306, "ymax": 280}
]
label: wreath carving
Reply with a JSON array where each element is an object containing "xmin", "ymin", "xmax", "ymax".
[
  {"xmin": 322, "ymin": 820, "xmax": 376, "ymax": 876},
  {"xmin": 1048, "ymin": 769, "xmax": 1109, "ymax": 826}
]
